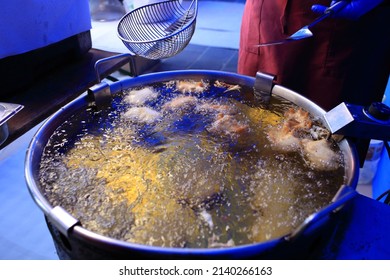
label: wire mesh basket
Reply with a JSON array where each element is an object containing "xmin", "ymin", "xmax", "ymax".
[{"xmin": 117, "ymin": 0, "xmax": 197, "ymax": 60}]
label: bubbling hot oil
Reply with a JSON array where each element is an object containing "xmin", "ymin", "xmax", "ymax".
[{"xmin": 39, "ymin": 80, "xmax": 345, "ymax": 248}]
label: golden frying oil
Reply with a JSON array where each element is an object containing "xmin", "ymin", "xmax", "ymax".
[{"xmin": 39, "ymin": 80, "xmax": 345, "ymax": 248}]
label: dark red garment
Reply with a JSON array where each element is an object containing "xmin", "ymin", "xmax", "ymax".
[{"xmin": 238, "ymin": 0, "xmax": 390, "ymax": 111}]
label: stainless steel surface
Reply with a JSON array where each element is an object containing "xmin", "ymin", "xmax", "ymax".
[
  {"xmin": 0, "ymin": 103, "xmax": 23, "ymax": 146},
  {"xmin": 324, "ymin": 102, "xmax": 390, "ymax": 166},
  {"xmin": 117, "ymin": 0, "xmax": 197, "ymax": 59},
  {"xmin": 49, "ymin": 206, "xmax": 81, "ymax": 238},
  {"xmin": 25, "ymin": 70, "xmax": 359, "ymax": 259},
  {"xmin": 324, "ymin": 102, "xmax": 390, "ymax": 141},
  {"xmin": 0, "ymin": 103, "xmax": 23, "ymax": 127},
  {"xmin": 253, "ymin": 71, "xmax": 275, "ymax": 104},
  {"xmin": 256, "ymin": 1, "xmax": 348, "ymax": 47}
]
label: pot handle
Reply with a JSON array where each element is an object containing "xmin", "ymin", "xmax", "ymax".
[
  {"xmin": 88, "ymin": 53, "xmax": 135, "ymax": 109},
  {"xmin": 94, "ymin": 53, "xmax": 135, "ymax": 83},
  {"xmin": 285, "ymin": 185, "xmax": 357, "ymax": 241}
]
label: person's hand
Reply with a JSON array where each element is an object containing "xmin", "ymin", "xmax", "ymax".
[{"xmin": 312, "ymin": 0, "xmax": 384, "ymax": 20}]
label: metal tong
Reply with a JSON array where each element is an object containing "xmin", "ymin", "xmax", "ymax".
[{"xmin": 256, "ymin": 1, "xmax": 348, "ymax": 47}]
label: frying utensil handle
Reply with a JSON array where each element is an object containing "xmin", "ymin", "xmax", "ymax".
[{"xmin": 308, "ymin": 1, "xmax": 349, "ymax": 28}]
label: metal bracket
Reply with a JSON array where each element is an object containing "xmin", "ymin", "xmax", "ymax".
[
  {"xmin": 48, "ymin": 206, "xmax": 80, "ymax": 238},
  {"xmin": 253, "ymin": 72, "xmax": 276, "ymax": 104},
  {"xmin": 87, "ymin": 81, "xmax": 112, "ymax": 109},
  {"xmin": 324, "ymin": 102, "xmax": 390, "ymax": 140},
  {"xmin": 324, "ymin": 102, "xmax": 390, "ymax": 167}
]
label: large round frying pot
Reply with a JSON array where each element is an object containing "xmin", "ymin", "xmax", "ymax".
[{"xmin": 25, "ymin": 70, "xmax": 359, "ymax": 259}]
